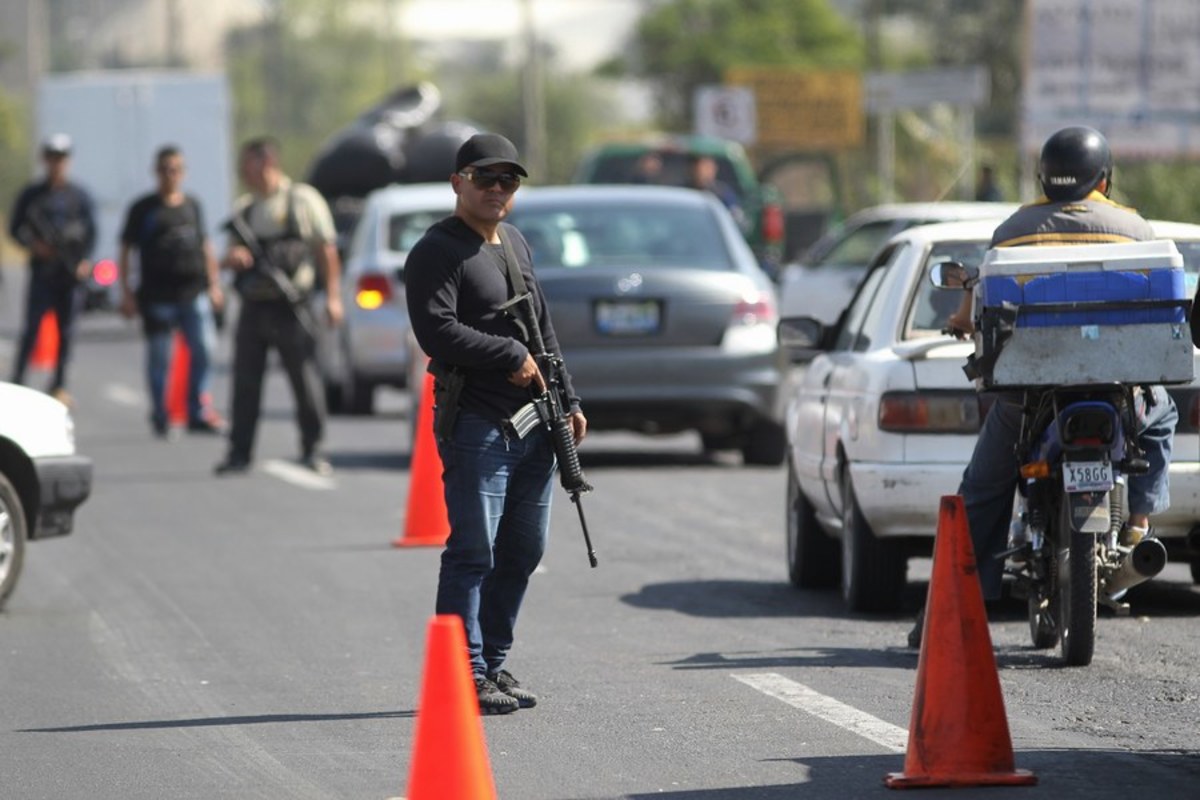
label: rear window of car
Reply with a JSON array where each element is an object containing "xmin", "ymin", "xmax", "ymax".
[
  {"xmin": 585, "ymin": 152, "xmax": 745, "ymax": 200},
  {"xmin": 812, "ymin": 220, "xmax": 897, "ymax": 269},
  {"xmin": 510, "ymin": 203, "xmax": 734, "ymax": 271},
  {"xmin": 906, "ymin": 240, "xmax": 990, "ymax": 339},
  {"xmin": 387, "ymin": 210, "xmax": 444, "ymax": 253},
  {"xmin": 905, "ymin": 236, "xmax": 1200, "ymax": 340}
]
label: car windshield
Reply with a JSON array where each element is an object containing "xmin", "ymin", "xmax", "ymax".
[
  {"xmin": 907, "ymin": 240, "xmax": 990, "ymax": 338},
  {"xmin": 387, "ymin": 210, "xmax": 444, "ymax": 253},
  {"xmin": 586, "ymin": 152, "xmax": 745, "ymax": 200},
  {"xmin": 510, "ymin": 203, "xmax": 734, "ymax": 270}
]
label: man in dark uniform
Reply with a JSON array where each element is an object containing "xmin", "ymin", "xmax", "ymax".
[
  {"xmin": 910, "ymin": 126, "xmax": 1178, "ymax": 646},
  {"xmin": 8, "ymin": 134, "xmax": 96, "ymax": 406},
  {"xmin": 405, "ymin": 133, "xmax": 587, "ymax": 714},
  {"xmin": 118, "ymin": 145, "xmax": 225, "ymax": 438},
  {"xmin": 215, "ymin": 137, "xmax": 343, "ymax": 476}
]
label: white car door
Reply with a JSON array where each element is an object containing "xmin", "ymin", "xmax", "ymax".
[{"xmin": 817, "ymin": 245, "xmax": 909, "ymax": 515}]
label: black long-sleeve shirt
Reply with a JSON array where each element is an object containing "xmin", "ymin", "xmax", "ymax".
[
  {"xmin": 405, "ymin": 216, "xmax": 580, "ymax": 423},
  {"xmin": 9, "ymin": 179, "xmax": 97, "ymax": 281}
]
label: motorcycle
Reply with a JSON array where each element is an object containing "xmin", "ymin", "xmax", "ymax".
[
  {"xmin": 931, "ymin": 248, "xmax": 1188, "ymax": 667},
  {"xmin": 1006, "ymin": 382, "xmax": 1167, "ymax": 666}
]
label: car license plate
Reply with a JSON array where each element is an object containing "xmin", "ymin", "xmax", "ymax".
[
  {"xmin": 1062, "ymin": 460, "xmax": 1113, "ymax": 493},
  {"xmin": 595, "ymin": 299, "xmax": 661, "ymax": 335}
]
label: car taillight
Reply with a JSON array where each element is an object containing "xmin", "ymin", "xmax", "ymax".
[
  {"xmin": 761, "ymin": 202, "xmax": 785, "ymax": 244},
  {"xmin": 355, "ymin": 273, "xmax": 392, "ymax": 310},
  {"xmin": 92, "ymin": 259, "xmax": 118, "ymax": 286},
  {"xmin": 731, "ymin": 292, "xmax": 776, "ymax": 326},
  {"xmin": 878, "ymin": 391, "xmax": 983, "ymax": 433},
  {"xmin": 721, "ymin": 291, "xmax": 777, "ymax": 354}
]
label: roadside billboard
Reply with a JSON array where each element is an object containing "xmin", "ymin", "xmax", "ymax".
[
  {"xmin": 1024, "ymin": 0, "xmax": 1200, "ymax": 157},
  {"xmin": 724, "ymin": 68, "xmax": 863, "ymax": 152}
]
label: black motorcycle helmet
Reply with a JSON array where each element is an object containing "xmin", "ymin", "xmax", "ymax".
[{"xmin": 1038, "ymin": 126, "xmax": 1113, "ymax": 202}]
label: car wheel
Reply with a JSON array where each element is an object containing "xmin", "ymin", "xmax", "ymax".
[
  {"xmin": 0, "ymin": 471, "xmax": 28, "ymax": 610},
  {"xmin": 741, "ymin": 419, "xmax": 786, "ymax": 466},
  {"xmin": 786, "ymin": 459, "xmax": 840, "ymax": 589},
  {"xmin": 840, "ymin": 471, "xmax": 906, "ymax": 613}
]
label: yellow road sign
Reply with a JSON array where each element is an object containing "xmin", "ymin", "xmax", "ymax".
[{"xmin": 725, "ymin": 68, "xmax": 863, "ymax": 151}]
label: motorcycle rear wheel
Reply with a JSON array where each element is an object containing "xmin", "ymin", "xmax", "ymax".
[{"xmin": 1057, "ymin": 502, "xmax": 1098, "ymax": 666}]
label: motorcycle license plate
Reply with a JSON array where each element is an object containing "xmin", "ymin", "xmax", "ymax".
[{"xmin": 1062, "ymin": 460, "xmax": 1114, "ymax": 493}]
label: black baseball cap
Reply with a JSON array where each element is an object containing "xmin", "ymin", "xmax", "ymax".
[{"xmin": 455, "ymin": 133, "xmax": 528, "ymax": 177}]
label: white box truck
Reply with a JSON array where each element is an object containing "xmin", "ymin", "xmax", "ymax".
[{"xmin": 35, "ymin": 70, "xmax": 234, "ymax": 309}]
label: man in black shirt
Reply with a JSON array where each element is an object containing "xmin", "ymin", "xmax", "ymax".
[
  {"xmin": 8, "ymin": 134, "xmax": 96, "ymax": 405},
  {"xmin": 119, "ymin": 145, "xmax": 224, "ymax": 437},
  {"xmin": 406, "ymin": 133, "xmax": 586, "ymax": 714}
]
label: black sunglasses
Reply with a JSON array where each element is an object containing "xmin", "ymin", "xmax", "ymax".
[{"xmin": 459, "ymin": 169, "xmax": 521, "ymax": 192}]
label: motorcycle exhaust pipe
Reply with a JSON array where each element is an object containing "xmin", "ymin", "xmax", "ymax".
[{"xmin": 1104, "ymin": 537, "xmax": 1168, "ymax": 600}]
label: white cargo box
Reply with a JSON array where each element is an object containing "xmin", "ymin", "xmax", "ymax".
[{"xmin": 972, "ymin": 240, "xmax": 1193, "ymax": 389}]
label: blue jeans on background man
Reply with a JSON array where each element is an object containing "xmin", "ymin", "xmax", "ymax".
[
  {"xmin": 962, "ymin": 386, "xmax": 1177, "ymax": 600},
  {"xmin": 435, "ymin": 412, "xmax": 556, "ymax": 678},
  {"xmin": 142, "ymin": 293, "xmax": 217, "ymax": 430}
]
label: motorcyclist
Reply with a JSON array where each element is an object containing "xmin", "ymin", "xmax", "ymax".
[{"xmin": 909, "ymin": 126, "xmax": 1179, "ymax": 647}]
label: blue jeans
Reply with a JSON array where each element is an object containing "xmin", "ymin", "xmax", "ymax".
[
  {"xmin": 435, "ymin": 412, "xmax": 556, "ymax": 677},
  {"xmin": 142, "ymin": 294, "xmax": 217, "ymax": 426},
  {"xmin": 962, "ymin": 386, "xmax": 1177, "ymax": 599}
]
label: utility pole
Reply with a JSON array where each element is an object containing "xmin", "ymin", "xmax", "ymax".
[
  {"xmin": 519, "ymin": 0, "xmax": 547, "ymax": 180},
  {"xmin": 165, "ymin": 0, "xmax": 184, "ymax": 67}
]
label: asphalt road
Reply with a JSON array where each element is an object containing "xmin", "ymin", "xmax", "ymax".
[{"xmin": 2, "ymin": 275, "xmax": 1200, "ymax": 799}]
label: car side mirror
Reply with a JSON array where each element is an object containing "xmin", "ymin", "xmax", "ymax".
[
  {"xmin": 778, "ymin": 316, "xmax": 827, "ymax": 362},
  {"xmin": 929, "ymin": 260, "xmax": 978, "ymax": 290}
]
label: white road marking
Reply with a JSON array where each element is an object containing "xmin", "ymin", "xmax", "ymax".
[
  {"xmin": 733, "ymin": 672, "xmax": 908, "ymax": 753},
  {"xmin": 262, "ymin": 459, "xmax": 336, "ymax": 491},
  {"xmin": 104, "ymin": 382, "xmax": 143, "ymax": 407}
]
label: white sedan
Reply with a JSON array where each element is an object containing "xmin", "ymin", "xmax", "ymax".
[
  {"xmin": 315, "ymin": 183, "xmax": 456, "ymax": 415},
  {"xmin": 780, "ymin": 218, "xmax": 1200, "ymax": 613},
  {"xmin": 0, "ymin": 382, "xmax": 93, "ymax": 608}
]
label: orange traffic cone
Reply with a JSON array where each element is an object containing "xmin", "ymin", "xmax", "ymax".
[
  {"xmin": 29, "ymin": 310, "xmax": 59, "ymax": 370},
  {"xmin": 392, "ymin": 370, "xmax": 451, "ymax": 548},
  {"xmin": 885, "ymin": 495, "xmax": 1037, "ymax": 789},
  {"xmin": 166, "ymin": 333, "xmax": 190, "ymax": 427},
  {"xmin": 405, "ymin": 615, "xmax": 498, "ymax": 800}
]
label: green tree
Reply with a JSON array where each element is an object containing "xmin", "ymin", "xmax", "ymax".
[
  {"xmin": 225, "ymin": 0, "xmax": 413, "ymax": 178},
  {"xmin": 435, "ymin": 44, "xmax": 622, "ymax": 184},
  {"xmin": 608, "ymin": 0, "xmax": 864, "ymax": 131}
]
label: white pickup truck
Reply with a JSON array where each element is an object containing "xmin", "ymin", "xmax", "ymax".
[{"xmin": 0, "ymin": 382, "xmax": 93, "ymax": 608}]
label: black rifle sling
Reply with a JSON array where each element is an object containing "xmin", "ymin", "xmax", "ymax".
[
  {"xmin": 498, "ymin": 227, "xmax": 535, "ymax": 346},
  {"xmin": 498, "ymin": 227, "xmax": 528, "ymax": 298}
]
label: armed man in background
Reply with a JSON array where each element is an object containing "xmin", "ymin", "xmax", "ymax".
[
  {"xmin": 8, "ymin": 134, "xmax": 97, "ymax": 406},
  {"xmin": 118, "ymin": 145, "xmax": 225, "ymax": 439},
  {"xmin": 406, "ymin": 133, "xmax": 587, "ymax": 715},
  {"xmin": 214, "ymin": 136, "xmax": 343, "ymax": 476}
]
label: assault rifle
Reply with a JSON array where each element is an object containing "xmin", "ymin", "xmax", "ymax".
[
  {"xmin": 496, "ymin": 228, "xmax": 597, "ymax": 567},
  {"xmin": 502, "ymin": 289, "xmax": 598, "ymax": 569},
  {"xmin": 222, "ymin": 213, "xmax": 318, "ymax": 340},
  {"xmin": 23, "ymin": 205, "xmax": 86, "ymax": 281}
]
